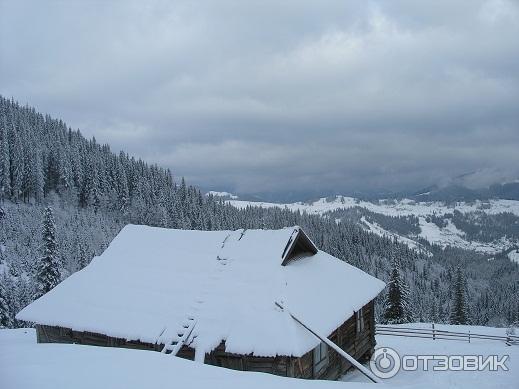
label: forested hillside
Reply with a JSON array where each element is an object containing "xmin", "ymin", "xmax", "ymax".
[{"xmin": 0, "ymin": 96, "xmax": 517, "ymax": 330}]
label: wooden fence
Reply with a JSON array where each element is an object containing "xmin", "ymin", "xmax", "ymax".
[{"xmin": 376, "ymin": 324, "xmax": 519, "ymax": 346}]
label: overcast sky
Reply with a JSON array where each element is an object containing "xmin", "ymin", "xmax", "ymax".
[{"xmin": 1, "ymin": 0, "xmax": 518, "ymax": 198}]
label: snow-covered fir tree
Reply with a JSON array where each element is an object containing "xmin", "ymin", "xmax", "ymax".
[
  {"xmin": 0, "ymin": 275, "xmax": 11, "ymax": 328},
  {"xmin": 34, "ymin": 207, "xmax": 61, "ymax": 300},
  {"xmin": 76, "ymin": 242, "xmax": 89, "ymax": 271},
  {"xmin": 449, "ymin": 266, "xmax": 469, "ymax": 325},
  {"xmin": 382, "ymin": 256, "xmax": 413, "ymax": 324},
  {"xmin": 0, "ymin": 118, "xmax": 10, "ymax": 201}
]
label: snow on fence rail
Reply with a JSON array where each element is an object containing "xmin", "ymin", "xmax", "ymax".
[{"xmin": 376, "ymin": 324, "xmax": 519, "ymax": 346}]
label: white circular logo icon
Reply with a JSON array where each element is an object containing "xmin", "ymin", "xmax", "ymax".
[{"xmin": 370, "ymin": 347, "xmax": 400, "ymax": 379}]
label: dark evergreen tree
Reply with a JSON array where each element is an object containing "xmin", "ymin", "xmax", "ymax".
[
  {"xmin": 430, "ymin": 300, "xmax": 438, "ymax": 323},
  {"xmin": 449, "ymin": 266, "xmax": 469, "ymax": 325},
  {"xmin": 33, "ymin": 149, "xmax": 44, "ymax": 203},
  {"xmin": 382, "ymin": 257, "xmax": 413, "ymax": 324},
  {"xmin": 0, "ymin": 118, "xmax": 10, "ymax": 201},
  {"xmin": 0, "ymin": 275, "xmax": 11, "ymax": 328},
  {"xmin": 34, "ymin": 207, "xmax": 61, "ymax": 299},
  {"xmin": 77, "ymin": 242, "xmax": 89, "ymax": 271}
]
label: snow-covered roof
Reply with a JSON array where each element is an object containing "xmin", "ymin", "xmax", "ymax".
[{"xmin": 17, "ymin": 225, "xmax": 385, "ymax": 358}]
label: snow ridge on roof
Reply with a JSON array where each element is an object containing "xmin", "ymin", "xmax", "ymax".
[{"xmin": 17, "ymin": 225, "xmax": 385, "ymax": 358}]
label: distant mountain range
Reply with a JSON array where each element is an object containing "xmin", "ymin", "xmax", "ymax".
[
  {"xmin": 210, "ymin": 192, "xmax": 519, "ymax": 261},
  {"xmin": 410, "ymin": 182, "xmax": 519, "ymax": 202},
  {"xmin": 207, "ymin": 176, "xmax": 519, "ymax": 204}
]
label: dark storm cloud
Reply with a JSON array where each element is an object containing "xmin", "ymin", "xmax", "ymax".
[{"xmin": 1, "ymin": 0, "xmax": 518, "ymax": 196}]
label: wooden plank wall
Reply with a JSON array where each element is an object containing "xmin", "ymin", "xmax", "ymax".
[
  {"xmin": 204, "ymin": 343, "xmax": 291, "ymax": 376},
  {"xmin": 36, "ymin": 324, "xmax": 199, "ymax": 360},
  {"xmin": 36, "ymin": 325, "xmax": 162, "ymax": 352}
]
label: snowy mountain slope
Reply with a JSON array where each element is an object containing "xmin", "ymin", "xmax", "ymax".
[
  {"xmin": 416, "ymin": 217, "xmax": 513, "ymax": 254},
  {"xmin": 227, "ymin": 196, "xmax": 519, "ymax": 256},
  {"xmin": 228, "ymin": 196, "xmax": 519, "ymax": 218},
  {"xmin": 360, "ymin": 217, "xmax": 433, "ymax": 256}
]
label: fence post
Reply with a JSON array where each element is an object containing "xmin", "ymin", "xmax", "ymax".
[
  {"xmin": 468, "ymin": 330, "xmax": 471, "ymax": 343},
  {"xmin": 432, "ymin": 323, "xmax": 435, "ymax": 340}
]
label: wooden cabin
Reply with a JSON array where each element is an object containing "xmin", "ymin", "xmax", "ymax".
[{"xmin": 18, "ymin": 226, "xmax": 385, "ymax": 380}]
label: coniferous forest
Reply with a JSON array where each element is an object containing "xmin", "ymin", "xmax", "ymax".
[{"xmin": 0, "ymin": 96, "xmax": 518, "ymax": 329}]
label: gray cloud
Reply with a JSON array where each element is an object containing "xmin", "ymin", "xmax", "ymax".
[{"xmin": 1, "ymin": 0, "xmax": 518, "ymax": 197}]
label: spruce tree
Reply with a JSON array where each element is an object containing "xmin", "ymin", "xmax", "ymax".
[
  {"xmin": 33, "ymin": 149, "xmax": 44, "ymax": 203},
  {"xmin": 430, "ymin": 300, "xmax": 438, "ymax": 323},
  {"xmin": 34, "ymin": 207, "xmax": 61, "ymax": 299},
  {"xmin": 77, "ymin": 242, "xmax": 89, "ymax": 270},
  {"xmin": 0, "ymin": 118, "xmax": 10, "ymax": 201},
  {"xmin": 382, "ymin": 257, "xmax": 413, "ymax": 324},
  {"xmin": 449, "ymin": 266, "xmax": 469, "ymax": 325},
  {"xmin": 9, "ymin": 129, "xmax": 23, "ymax": 202},
  {"xmin": 0, "ymin": 276, "xmax": 11, "ymax": 328}
]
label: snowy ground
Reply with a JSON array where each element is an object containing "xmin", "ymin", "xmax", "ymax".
[
  {"xmin": 341, "ymin": 323, "xmax": 518, "ymax": 389},
  {"xmin": 1, "ymin": 325, "xmax": 517, "ymax": 389}
]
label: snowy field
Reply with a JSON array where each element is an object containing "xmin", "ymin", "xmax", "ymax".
[
  {"xmin": 341, "ymin": 323, "xmax": 518, "ymax": 389},
  {"xmin": 228, "ymin": 196, "xmax": 519, "ymax": 255},
  {"xmin": 1, "ymin": 325, "xmax": 517, "ymax": 389}
]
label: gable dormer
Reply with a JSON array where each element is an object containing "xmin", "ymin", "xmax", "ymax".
[{"xmin": 281, "ymin": 227, "xmax": 318, "ymax": 266}]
